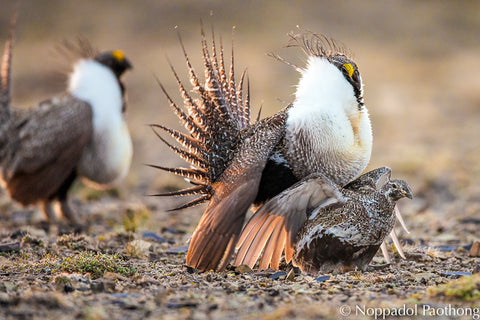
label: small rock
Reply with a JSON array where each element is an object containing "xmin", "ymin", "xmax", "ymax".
[
  {"xmin": 235, "ymin": 265, "xmax": 253, "ymax": 274},
  {"xmin": 0, "ymin": 256, "xmax": 13, "ymax": 267},
  {"xmin": 64, "ymin": 284, "xmax": 75, "ymax": 293},
  {"xmin": 183, "ymin": 265, "xmax": 199, "ymax": 274},
  {"xmin": 10, "ymin": 230, "xmax": 28, "ymax": 239},
  {"xmin": 162, "ymin": 227, "xmax": 185, "ymax": 235},
  {"xmin": 90, "ymin": 281, "xmax": 105, "ymax": 293},
  {"xmin": 469, "ymin": 241, "xmax": 480, "ymax": 257},
  {"xmin": 415, "ymin": 272, "xmax": 435, "ymax": 284},
  {"xmin": 434, "ymin": 245, "xmax": 457, "ymax": 252},
  {"xmin": 165, "ymin": 245, "xmax": 189, "ymax": 254},
  {"xmin": 142, "ymin": 232, "xmax": 165, "ymax": 243},
  {"xmin": 103, "ymin": 272, "xmax": 128, "ymax": 281},
  {"xmin": 473, "ymin": 265, "xmax": 480, "ymax": 274},
  {"xmin": 441, "ymin": 271, "xmax": 472, "ymax": 279},
  {"xmin": 315, "ymin": 275, "xmax": 331, "ymax": 283},
  {"xmin": 269, "ymin": 271, "xmax": 286, "ymax": 280},
  {"xmin": 0, "ymin": 242, "xmax": 20, "ymax": 252},
  {"xmin": 268, "ymin": 288, "xmax": 280, "ymax": 296},
  {"xmin": 459, "ymin": 218, "xmax": 480, "ymax": 224},
  {"xmin": 400, "ymin": 239, "xmax": 415, "ymax": 246},
  {"xmin": 166, "ymin": 301, "xmax": 198, "ymax": 308}
]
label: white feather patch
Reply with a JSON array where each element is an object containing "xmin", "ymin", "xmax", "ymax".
[
  {"xmin": 69, "ymin": 59, "xmax": 132, "ymax": 186},
  {"xmin": 286, "ymin": 56, "xmax": 372, "ymax": 183}
]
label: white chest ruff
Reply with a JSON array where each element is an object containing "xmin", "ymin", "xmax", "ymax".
[
  {"xmin": 68, "ymin": 59, "xmax": 133, "ymax": 187},
  {"xmin": 284, "ymin": 56, "xmax": 373, "ymax": 185},
  {"xmin": 285, "ymin": 101, "xmax": 372, "ymax": 185},
  {"xmin": 78, "ymin": 120, "xmax": 132, "ymax": 187}
]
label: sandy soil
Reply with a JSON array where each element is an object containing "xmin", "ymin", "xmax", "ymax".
[{"xmin": 1, "ymin": 1, "xmax": 479, "ymax": 319}]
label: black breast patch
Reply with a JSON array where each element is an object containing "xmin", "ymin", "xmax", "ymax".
[{"xmin": 253, "ymin": 159, "xmax": 298, "ymax": 205}]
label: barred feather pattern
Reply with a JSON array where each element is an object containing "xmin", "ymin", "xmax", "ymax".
[{"xmin": 154, "ymin": 26, "xmax": 252, "ymax": 210}]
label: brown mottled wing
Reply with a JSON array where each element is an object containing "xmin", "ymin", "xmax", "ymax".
[
  {"xmin": 343, "ymin": 167, "xmax": 391, "ymax": 191},
  {"xmin": 186, "ymin": 112, "xmax": 287, "ymax": 272},
  {"xmin": 2, "ymin": 95, "xmax": 92, "ymax": 204},
  {"xmin": 234, "ymin": 173, "xmax": 345, "ymax": 270}
]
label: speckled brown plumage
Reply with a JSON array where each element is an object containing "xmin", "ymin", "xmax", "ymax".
[{"xmin": 293, "ymin": 167, "xmax": 412, "ymax": 273}]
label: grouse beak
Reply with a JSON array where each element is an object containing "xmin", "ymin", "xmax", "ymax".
[{"xmin": 403, "ymin": 186, "xmax": 413, "ymax": 199}]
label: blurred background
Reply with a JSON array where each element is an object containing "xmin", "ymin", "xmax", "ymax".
[{"xmin": 1, "ymin": 0, "xmax": 479, "ymax": 243}]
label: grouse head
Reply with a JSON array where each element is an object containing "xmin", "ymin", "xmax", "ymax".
[
  {"xmin": 383, "ymin": 179, "xmax": 413, "ymax": 202},
  {"xmin": 95, "ymin": 50, "xmax": 133, "ymax": 78}
]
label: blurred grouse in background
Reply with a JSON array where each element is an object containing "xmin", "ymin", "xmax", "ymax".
[{"xmin": 0, "ymin": 19, "xmax": 133, "ymax": 226}]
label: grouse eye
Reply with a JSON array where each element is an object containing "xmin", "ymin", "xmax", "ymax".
[{"xmin": 392, "ymin": 183, "xmax": 398, "ymax": 189}]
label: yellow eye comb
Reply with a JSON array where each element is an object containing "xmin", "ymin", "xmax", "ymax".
[
  {"xmin": 343, "ymin": 63, "xmax": 354, "ymax": 78},
  {"xmin": 112, "ymin": 50, "xmax": 125, "ymax": 62}
]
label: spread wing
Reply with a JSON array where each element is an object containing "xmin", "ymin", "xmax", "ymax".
[
  {"xmin": 234, "ymin": 172, "xmax": 345, "ymax": 270},
  {"xmin": 186, "ymin": 112, "xmax": 287, "ymax": 272},
  {"xmin": 2, "ymin": 95, "xmax": 93, "ymax": 204}
]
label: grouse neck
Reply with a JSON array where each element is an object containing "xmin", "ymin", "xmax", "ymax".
[{"xmin": 68, "ymin": 59, "xmax": 123, "ymax": 129}]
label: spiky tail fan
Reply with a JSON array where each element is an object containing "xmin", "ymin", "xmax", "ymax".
[
  {"xmin": 0, "ymin": 16, "xmax": 15, "ymax": 125},
  {"xmin": 151, "ymin": 26, "xmax": 252, "ymax": 210}
]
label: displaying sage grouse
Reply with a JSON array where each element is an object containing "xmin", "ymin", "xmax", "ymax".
[
  {"xmin": 0, "ymin": 22, "xmax": 133, "ymax": 225},
  {"xmin": 244, "ymin": 167, "xmax": 412, "ymax": 273},
  {"xmin": 154, "ymin": 28, "xmax": 380, "ymax": 272}
]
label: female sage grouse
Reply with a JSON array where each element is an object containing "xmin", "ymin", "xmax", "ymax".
[
  {"xmin": 0, "ymin": 20, "xmax": 133, "ymax": 225},
  {"xmin": 295, "ymin": 168, "xmax": 411, "ymax": 273},
  {"xmin": 153, "ymin": 27, "xmax": 405, "ymax": 271},
  {"xmin": 250, "ymin": 167, "xmax": 412, "ymax": 273}
]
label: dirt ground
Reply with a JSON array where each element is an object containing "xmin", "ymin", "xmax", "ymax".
[{"xmin": 1, "ymin": 1, "xmax": 480, "ymax": 319}]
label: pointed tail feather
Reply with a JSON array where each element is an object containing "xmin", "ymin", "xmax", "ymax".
[
  {"xmin": 150, "ymin": 124, "xmax": 206, "ymax": 158},
  {"xmin": 167, "ymin": 61, "xmax": 209, "ymax": 131},
  {"xmin": 168, "ymin": 194, "xmax": 211, "ymax": 211},
  {"xmin": 147, "ymin": 164, "xmax": 209, "ymax": 183},
  {"xmin": 0, "ymin": 15, "xmax": 16, "ymax": 124},
  {"xmin": 153, "ymin": 26, "xmax": 254, "ymax": 212},
  {"xmin": 150, "ymin": 125, "xmax": 207, "ymax": 170},
  {"xmin": 155, "ymin": 77, "xmax": 208, "ymax": 144},
  {"xmin": 150, "ymin": 185, "xmax": 210, "ymax": 197}
]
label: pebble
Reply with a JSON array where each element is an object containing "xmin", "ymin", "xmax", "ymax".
[
  {"xmin": 315, "ymin": 275, "xmax": 331, "ymax": 283},
  {"xmin": 269, "ymin": 271, "xmax": 286, "ymax": 280},
  {"xmin": 459, "ymin": 218, "xmax": 480, "ymax": 224},
  {"xmin": 469, "ymin": 241, "xmax": 480, "ymax": 257},
  {"xmin": 63, "ymin": 284, "xmax": 75, "ymax": 293},
  {"xmin": 142, "ymin": 232, "xmax": 165, "ymax": 243},
  {"xmin": 414, "ymin": 272, "xmax": 435, "ymax": 284},
  {"xmin": 441, "ymin": 271, "xmax": 472, "ymax": 279},
  {"xmin": 235, "ymin": 265, "xmax": 253, "ymax": 274},
  {"xmin": 165, "ymin": 245, "xmax": 189, "ymax": 254},
  {"xmin": 166, "ymin": 301, "xmax": 198, "ymax": 308},
  {"xmin": 90, "ymin": 281, "xmax": 106, "ymax": 293},
  {"xmin": 162, "ymin": 227, "xmax": 185, "ymax": 235},
  {"xmin": 434, "ymin": 245, "xmax": 457, "ymax": 252}
]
